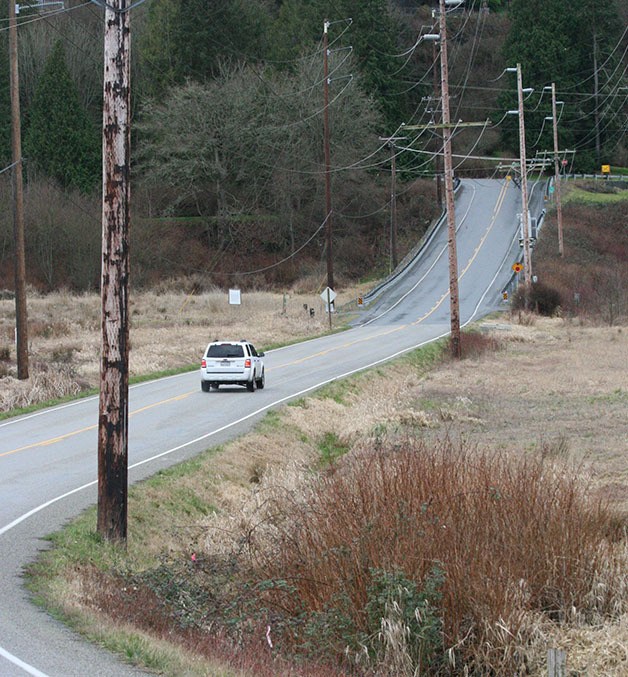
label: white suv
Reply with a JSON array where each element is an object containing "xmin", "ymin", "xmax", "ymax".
[{"xmin": 200, "ymin": 340, "xmax": 265, "ymax": 392}]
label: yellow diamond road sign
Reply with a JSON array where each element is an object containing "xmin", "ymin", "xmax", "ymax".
[{"xmin": 512, "ymin": 262, "xmax": 523, "ymax": 273}]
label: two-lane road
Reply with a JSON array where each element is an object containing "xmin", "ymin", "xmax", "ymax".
[{"xmin": 0, "ymin": 178, "xmax": 543, "ymax": 676}]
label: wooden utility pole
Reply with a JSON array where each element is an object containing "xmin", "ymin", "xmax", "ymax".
[
  {"xmin": 549, "ymin": 83, "xmax": 564, "ymax": 257},
  {"xmin": 322, "ymin": 19, "xmax": 334, "ymax": 291},
  {"xmin": 438, "ymin": 0, "xmax": 461, "ymax": 359},
  {"xmin": 390, "ymin": 144, "xmax": 398, "ymax": 270},
  {"xmin": 8, "ymin": 0, "xmax": 29, "ymax": 379},
  {"xmin": 433, "ymin": 39, "xmax": 443, "ymax": 211},
  {"xmin": 380, "ymin": 136, "xmax": 405, "ymax": 272},
  {"xmin": 514, "ymin": 64, "xmax": 532, "ymax": 292},
  {"xmin": 592, "ymin": 33, "xmax": 601, "ymax": 166},
  {"xmin": 97, "ymin": 0, "xmax": 131, "ymax": 544}
]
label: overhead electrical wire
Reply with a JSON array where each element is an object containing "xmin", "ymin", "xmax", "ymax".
[{"xmin": 0, "ymin": 1, "xmax": 93, "ymax": 32}]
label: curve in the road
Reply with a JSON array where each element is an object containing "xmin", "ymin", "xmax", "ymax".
[{"xmin": 0, "ymin": 178, "xmax": 543, "ymax": 676}]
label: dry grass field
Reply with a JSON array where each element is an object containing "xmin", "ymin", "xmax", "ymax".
[{"xmin": 0, "ymin": 284, "xmax": 367, "ymax": 413}]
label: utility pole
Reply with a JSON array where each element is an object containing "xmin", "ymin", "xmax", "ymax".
[
  {"xmin": 508, "ymin": 64, "xmax": 532, "ymax": 296},
  {"xmin": 97, "ymin": 0, "xmax": 131, "ymax": 544},
  {"xmin": 380, "ymin": 136, "xmax": 406, "ymax": 272},
  {"xmin": 546, "ymin": 83, "xmax": 564, "ymax": 256},
  {"xmin": 438, "ymin": 0, "xmax": 461, "ymax": 359},
  {"xmin": 432, "ymin": 39, "xmax": 443, "ymax": 211},
  {"xmin": 322, "ymin": 19, "xmax": 333, "ymax": 291},
  {"xmin": 592, "ymin": 33, "xmax": 601, "ymax": 166},
  {"xmin": 390, "ymin": 144, "xmax": 397, "ymax": 271},
  {"xmin": 8, "ymin": 0, "xmax": 29, "ymax": 379}
]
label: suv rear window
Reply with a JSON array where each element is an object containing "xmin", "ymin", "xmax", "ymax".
[{"xmin": 207, "ymin": 344, "xmax": 245, "ymax": 358}]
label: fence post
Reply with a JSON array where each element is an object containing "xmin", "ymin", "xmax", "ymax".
[{"xmin": 548, "ymin": 648, "xmax": 566, "ymax": 677}]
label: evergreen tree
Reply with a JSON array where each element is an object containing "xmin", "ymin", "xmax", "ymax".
[
  {"xmin": 270, "ymin": 0, "xmax": 418, "ymax": 130},
  {"xmin": 338, "ymin": 0, "xmax": 405, "ymax": 129},
  {"xmin": 138, "ymin": 0, "xmax": 272, "ymax": 97},
  {"xmin": 24, "ymin": 40, "xmax": 99, "ymax": 192},
  {"xmin": 136, "ymin": 0, "xmax": 181, "ymax": 97},
  {"xmin": 501, "ymin": 0, "xmax": 626, "ymax": 171}
]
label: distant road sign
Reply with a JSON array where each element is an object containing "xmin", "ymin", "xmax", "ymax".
[
  {"xmin": 512, "ymin": 262, "xmax": 523, "ymax": 273},
  {"xmin": 320, "ymin": 287, "xmax": 336, "ymax": 303},
  {"xmin": 601, "ymin": 164, "xmax": 611, "ymax": 174}
]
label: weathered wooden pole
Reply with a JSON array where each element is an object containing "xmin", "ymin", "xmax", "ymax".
[
  {"xmin": 97, "ymin": 0, "xmax": 131, "ymax": 544},
  {"xmin": 8, "ymin": 0, "xmax": 29, "ymax": 379},
  {"xmin": 550, "ymin": 83, "xmax": 564, "ymax": 257},
  {"xmin": 323, "ymin": 19, "xmax": 334, "ymax": 291},
  {"xmin": 439, "ymin": 0, "xmax": 461, "ymax": 359}
]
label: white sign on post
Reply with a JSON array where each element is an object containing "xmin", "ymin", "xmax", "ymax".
[
  {"xmin": 229, "ymin": 289, "xmax": 241, "ymax": 305},
  {"xmin": 320, "ymin": 286, "xmax": 336, "ymax": 312}
]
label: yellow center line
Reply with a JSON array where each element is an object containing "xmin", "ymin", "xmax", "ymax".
[
  {"xmin": 409, "ymin": 179, "xmax": 510, "ymax": 326},
  {"xmin": 274, "ymin": 184, "xmax": 510, "ymax": 370},
  {"xmin": 1, "ymin": 391, "xmax": 194, "ymax": 459}
]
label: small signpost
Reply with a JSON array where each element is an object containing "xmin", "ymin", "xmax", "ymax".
[
  {"xmin": 229, "ymin": 289, "xmax": 241, "ymax": 305},
  {"xmin": 512, "ymin": 262, "xmax": 523, "ymax": 273},
  {"xmin": 321, "ymin": 286, "xmax": 336, "ymax": 329}
]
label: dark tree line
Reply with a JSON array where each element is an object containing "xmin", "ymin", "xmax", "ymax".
[{"xmin": 0, "ymin": 0, "xmax": 625, "ymax": 290}]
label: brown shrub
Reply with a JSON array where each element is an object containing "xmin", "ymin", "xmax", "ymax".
[
  {"xmin": 534, "ymin": 202, "xmax": 627, "ymax": 323},
  {"xmin": 234, "ymin": 438, "xmax": 623, "ymax": 674}
]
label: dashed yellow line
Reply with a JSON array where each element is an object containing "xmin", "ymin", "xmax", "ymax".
[{"xmin": 0, "ymin": 391, "xmax": 193, "ymax": 459}]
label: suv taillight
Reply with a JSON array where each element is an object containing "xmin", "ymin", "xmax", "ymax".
[
  {"xmin": 201, "ymin": 358, "xmax": 206, "ymax": 368},
  {"xmin": 245, "ymin": 358, "xmax": 251, "ymax": 368}
]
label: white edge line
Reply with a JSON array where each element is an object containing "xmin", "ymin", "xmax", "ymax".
[
  {"xmin": 0, "ymin": 176, "xmax": 522, "ymax": 675},
  {"xmin": 0, "ymin": 646, "xmax": 49, "ymax": 677},
  {"xmin": 360, "ymin": 182, "xmax": 478, "ymax": 327},
  {"xmin": 0, "ymin": 336, "xmax": 362, "ymax": 430},
  {"xmin": 1, "ymin": 328, "xmax": 449, "ymax": 539}
]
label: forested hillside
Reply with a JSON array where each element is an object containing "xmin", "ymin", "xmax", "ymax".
[{"xmin": 0, "ymin": 0, "xmax": 626, "ymax": 291}]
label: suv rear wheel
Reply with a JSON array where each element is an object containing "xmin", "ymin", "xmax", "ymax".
[
  {"xmin": 201, "ymin": 381, "xmax": 210, "ymax": 392},
  {"xmin": 256, "ymin": 370, "xmax": 265, "ymax": 389},
  {"xmin": 246, "ymin": 376, "xmax": 256, "ymax": 392}
]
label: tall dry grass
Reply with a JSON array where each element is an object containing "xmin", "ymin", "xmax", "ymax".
[{"xmin": 226, "ymin": 436, "xmax": 626, "ymax": 674}]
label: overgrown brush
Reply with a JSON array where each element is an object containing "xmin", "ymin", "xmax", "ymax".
[
  {"xmin": 511, "ymin": 281, "xmax": 563, "ymax": 316},
  {"xmin": 217, "ymin": 437, "xmax": 626, "ymax": 674}
]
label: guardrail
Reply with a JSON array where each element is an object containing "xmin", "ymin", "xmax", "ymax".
[
  {"xmin": 359, "ymin": 178, "xmax": 462, "ymax": 307},
  {"xmin": 563, "ymin": 173, "xmax": 628, "ymax": 182}
]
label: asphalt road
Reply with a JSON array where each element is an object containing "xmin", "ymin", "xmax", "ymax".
[{"xmin": 0, "ymin": 178, "xmax": 545, "ymax": 676}]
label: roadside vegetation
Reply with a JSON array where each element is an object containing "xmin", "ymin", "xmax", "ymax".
[
  {"xmin": 534, "ymin": 183, "xmax": 627, "ymax": 324},
  {"xmin": 0, "ymin": 284, "xmax": 366, "ymax": 415},
  {"xmin": 2, "ymin": 2, "xmax": 626, "ymax": 293},
  {"xmin": 26, "ymin": 319, "xmax": 628, "ymax": 676}
]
